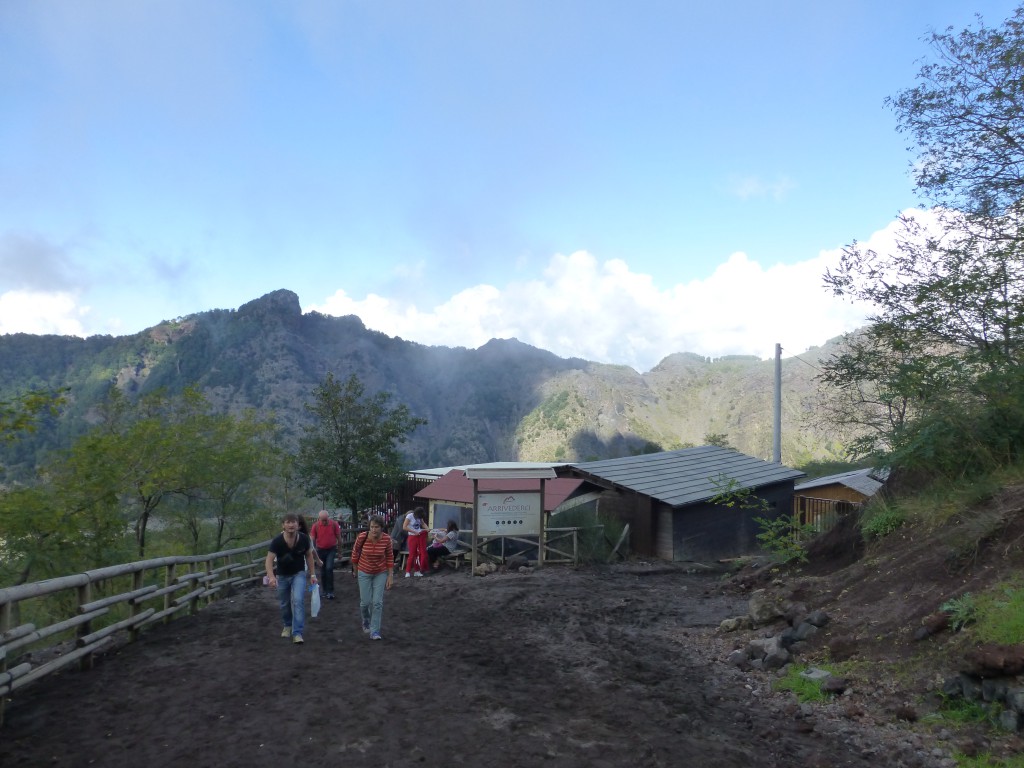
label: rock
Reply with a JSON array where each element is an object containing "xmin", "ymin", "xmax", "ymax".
[
  {"xmin": 798, "ymin": 667, "xmax": 832, "ymax": 682},
  {"xmin": 918, "ymin": 611, "xmax": 950, "ymax": 639},
  {"xmin": 804, "ymin": 609, "xmax": 830, "ymax": 627},
  {"xmin": 1007, "ymin": 687, "xmax": 1024, "ymax": 713},
  {"xmin": 778, "ymin": 626, "xmax": 798, "ymax": 648},
  {"xmin": 998, "ymin": 709, "xmax": 1022, "ymax": 732},
  {"xmin": 793, "ymin": 621, "xmax": 819, "ymax": 642},
  {"xmin": 783, "ymin": 601, "xmax": 808, "ymax": 626},
  {"xmin": 506, "ymin": 555, "xmax": 528, "ymax": 570},
  {"xmin": 822, "ymin": 676, "xmax": 849, "ymax": 695},
  {"xmin": 748, "ymin": 590, "xmax": 784, "ymax": 627},
  {"xmin": 941, "ymin": 677, "xmax": 963, "ymax": 698},
  {"xmin": 727, "ymin": 649, "xmax": 749, "ymax": 667},
  {"xmin": 981, "ymin": 678, "xmax": 1008, "ymax": 703},
  {"xmin": 719, "ymin": 617, "xmax": 746, "ymax": 632},
  {"xmin": 963, "ymin": 644, "xmax": 1024, "ymax": 677}
]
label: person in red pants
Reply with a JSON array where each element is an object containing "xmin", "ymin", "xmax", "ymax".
[{"xmin": 403, "ymin": 506, "xmax": 429, "ymax": 578}]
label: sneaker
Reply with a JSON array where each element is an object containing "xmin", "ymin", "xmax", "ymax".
[
  {"xmin": 361, "ymin": 621, "xmax": 371, "ymax": 633},
  {"xmin": 413, "ymin": 571, "xmax": 423, "ymax": 578},
  {"xmin": 369, "ymin": 632, "xmax": 382, "ymax": 641},
  {"xmin": 293, "ymin": 634, "xmax": 304, "ymax": 644},
  {"xmin": 327, "ymin": 593, "xmax": 335, "ymax": 600},
  {"xmin": 404, "ymin": 572, "xmax": 411, "ymax": 579},
  {"xmin": 280, "ymin": 627, "xmax": 292, "ymax": 638}
]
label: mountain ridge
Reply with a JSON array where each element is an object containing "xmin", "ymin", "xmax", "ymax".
[{"xmin": 0, "ymin": 289, "xmax": 846, "ymax": 475}]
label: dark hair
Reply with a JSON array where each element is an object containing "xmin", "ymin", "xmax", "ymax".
[
  {"xmin": 368, "ymin": 514, "xmax": 385, "ymax": 529},
  {"xmin": 283, "ymin": 513, "xmax": 299, "ymax": 523},
  {"xmin": 446, "ymin": 520, "xmax": 459, "ymax": 532},
  {"xmin": 297, "ymin": 515, "xmax": 310, "ymax": 534},
  {"xmin": 413, "ymin": 506, "xmax": 427, "ymax": 521}
]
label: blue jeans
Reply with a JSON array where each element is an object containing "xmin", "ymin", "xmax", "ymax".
[
  {"xmin": 277, "ymin": 571, "xmax": 307, "ymax": 636},
  {"xmin": 317, "ymin": 547, "xmax": 336, "ymax": 593},
  {"xmin": 357, "ymin": 571, "xmax": 387, "ymax": 636}
]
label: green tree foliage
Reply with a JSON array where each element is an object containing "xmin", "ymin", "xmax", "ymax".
[
  {"xmin": 174, "ymin": 410, "xmax": 282, "ymax": 552},
  {"xmin": 0, "ymin": 386, "xmax": 285, "ymax": 584},
  {"xmin": 889, "ymin": 7, "xmax": 1024, "ymax": 216},
  {"xmin": 0, "ymin": 389, "xmax": 65, "ymax": 444},
  {"xmin": 296, "ymin": 372, "xmax": 426, "ymax": 518},
  {"xmin": 819, "ymin": 6, "xmax": 1024, "ymax": 477}
]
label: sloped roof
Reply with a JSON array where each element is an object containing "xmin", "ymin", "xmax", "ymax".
[
  {"xmin": 795, "ymin": 467, "xmax": 887, "ymax": 497},
  {"xmin": 567, "ymin": 445, "xmax": 805, "ymax": 508},
  {"xmin": 414, "ymin": 469, "xmax": 585, "ymax": 512},
  {"xmin": 409, "ymin": 461, "xmax": 569, "ymax": 479}
]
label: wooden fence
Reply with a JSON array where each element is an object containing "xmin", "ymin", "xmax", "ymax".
[
  {"xmin": 793, "ymin": 495, "xmax": 863, "ymax": 534},
  {"xmin": 0, "ymin": 539, "xmax": 271, "ymax": 726}
]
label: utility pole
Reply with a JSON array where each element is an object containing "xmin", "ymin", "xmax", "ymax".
[{"xmin": 773, "ymin": 343, "xmax": 782, "ymax": 463}]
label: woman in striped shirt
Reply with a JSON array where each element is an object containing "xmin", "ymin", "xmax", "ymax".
[{"xmin": 350, "ymin": 514, "xmax": 394, "ymax": 640}]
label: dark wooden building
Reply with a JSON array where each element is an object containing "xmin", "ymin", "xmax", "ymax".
[{"xmin": 562, "ymin": 446, "xmax": 805, "ymax": 562}]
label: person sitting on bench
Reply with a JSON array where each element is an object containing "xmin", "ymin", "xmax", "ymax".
[{"xmin": 427, "ymin": 520, "xmax": 460, "ymax": 569}]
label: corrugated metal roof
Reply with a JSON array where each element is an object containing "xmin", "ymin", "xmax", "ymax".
[
  {"xmin": 409, "ymin": 461, "xmax": 569, "ymax": 479},
  {"xmin": 795, "ymin": 467, "xmax": 885, "ymax": 497},
  {"xmin": 569, "ymin": 446, "xmax": 805, "ymax": 508},
  {"xmin": 413, "ymin": 469, "xmax": 585, "ymax": 512}
]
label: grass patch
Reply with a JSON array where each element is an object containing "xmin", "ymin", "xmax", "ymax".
[
  {"xmin": 772, "ymin": 664, "xmax": 831, "ymax": 703},
  {"xmin": 861, "ymin": 500, "xmax": 906, "ymax": 539},
  {"xmin": 973, "ymin": 581, "xmax": 1024, "ymax": 645},
  {"xmin": 953, "ymin": 752, "xmax": 1024, "ymax": 768},
  {"xmin": 932, "ymin": 694, "xmax": 1000, "ymax": 726}
]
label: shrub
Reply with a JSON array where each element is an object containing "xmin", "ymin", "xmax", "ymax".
[
  {"xmin": 940, "ymin": 593, "xmax": 977, "ymax": 631},
  {"xmin": 861, "ymin": 504, "xmax": 905, "ymax": 539}
]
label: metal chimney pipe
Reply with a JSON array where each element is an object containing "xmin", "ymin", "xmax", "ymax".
[{"xmin": 773, "ymin": 343, "xmax": 782, "ymax": 463}]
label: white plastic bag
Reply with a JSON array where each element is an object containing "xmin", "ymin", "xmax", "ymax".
[{"xmin": 310, "ymin": 583, "xmax": 321, "ymax": 618}]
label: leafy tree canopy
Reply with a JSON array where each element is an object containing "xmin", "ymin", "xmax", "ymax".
[{"xmin": 296, "ymin": 372, "xmax": 426, "ymax": 518}]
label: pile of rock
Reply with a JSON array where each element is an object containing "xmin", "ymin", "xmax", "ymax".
[
  {"xmin": 719, "ymin": 588, "xmax": 847, "ymax": 692},
  {"xmin": 941, "ymin": 644, "xmax": 1024, "ymax": 732}
]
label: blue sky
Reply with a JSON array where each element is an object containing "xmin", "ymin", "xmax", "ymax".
[{"xmin": 1, "ymin": 0, "xmax": 1019, "ymax": 372}]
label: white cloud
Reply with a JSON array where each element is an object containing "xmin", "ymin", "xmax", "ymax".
[
  {"xmin": 311, "ymin": 244, "xmax": 877, "ymax": 372},
  {"xmin": 729, "ymin": 175, "xmax": 797, "ymax": 202},
  {"xmin": 0, "ymin": 290, "xmax": 89, "ymax": 336}
]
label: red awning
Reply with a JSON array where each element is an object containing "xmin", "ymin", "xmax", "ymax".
[{"xmin": 414, "ymin": 469, "xmax": 584, "ymax": 512}]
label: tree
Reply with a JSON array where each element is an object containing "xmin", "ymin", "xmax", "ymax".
[
  {"xmin": 890, "ymin": 6, "xmax": 1024, "ymax": 217},
  {"xmin": 0, "ymin": 389, "xmax": 65, "ymax": 445},
  {"xmin": 296, "ymin": 373, "xmax": 426, "ymax": 519},
  {"xmin": 818, "ymin": 6, "xmax": 1024, "ymax": 474},
  {"xmin": 177, "ymin": 410, "xmax": 282, "ymax": 552}
]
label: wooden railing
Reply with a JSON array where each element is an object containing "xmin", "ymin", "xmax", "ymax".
[{"xmin": 0, "ymin": 539, "xmax": 271, "ymax": 726}]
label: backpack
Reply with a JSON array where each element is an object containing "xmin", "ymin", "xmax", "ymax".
[{"xmin": 390, "ymin": 513, "xmax": 407, "ymax": 552}]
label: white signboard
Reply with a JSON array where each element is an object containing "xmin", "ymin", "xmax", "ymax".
[{"xmin": 476, "ymin": 491, "xmax": 542, "ymax": 536}]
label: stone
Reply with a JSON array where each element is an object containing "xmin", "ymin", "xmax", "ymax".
[
  {"xmin": 822, "ymin": 676, "xmax": 849, "ymax": 695},
  {"xmin": 998, "ymin": 709, "xmax": 1022, "ymax": 732},
  {"xmin": 941, "ymin": 677, "xmax": 964, "ymax": 698},
  {"xmin": 804, "ymin": 609, "xmax": 830, "ymax": 627},
  {"xmin": 782, "ymin": 601, "xmax": 808, "ymax": 626},
  {"xmin": 1006, "ymin": 687, "xmax": 1024, "ymax": 713},
  {"xmin": 963, "ymin": 644, "xmax": 1024, "ymax": 677},
  {"xmin": 981, "ymin": 678, "xmax": 1008, "ymax": 703},
  {"xmin": 793, "ymin": 622, "xmax": 819, "ymax": 642},
  {"xmin": 748, "ymin": 590, "xmax": 784, "ymax": 627},
  {"xmin": 799, "ymin": 667, "xmax": 832, "ymax": 682},
  {"xmin": 727, "ymin": 649, "xmax": 749, "ymax": 667},
  {"xmin": 719, "ymin": 617, "xmax": 745, "ymax": 632}
]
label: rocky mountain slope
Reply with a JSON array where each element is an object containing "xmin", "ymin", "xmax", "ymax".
[{"xmin": 0, "ymin": 289, "xmax": 844, "ymax": 475}]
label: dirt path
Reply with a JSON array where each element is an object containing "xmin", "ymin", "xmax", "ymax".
[{"xmin": 0, "ymin": 564, "xmax": 949, "ymax": 767}]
